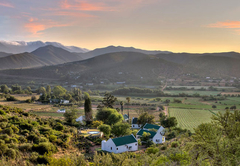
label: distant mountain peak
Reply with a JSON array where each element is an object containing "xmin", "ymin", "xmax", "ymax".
[{"xmin": 0, "ymin": 40, "xmax": 89, "ymax": 54}]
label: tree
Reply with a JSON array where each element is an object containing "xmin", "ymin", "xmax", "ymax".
[
  {"xmin": 38, "ymin": 86, "xmax": 46, "ymax": 94},
  {"xmin": 84, "ymin": 92, "xmax": 90, "ymax": 100},
  {"xmin": 112, "ymin": 122, "xmax": 131, "ymax": 137},
  {"xmin": 84, "ymin": 98, "xmax": 93, "ymax": 125},
  {"xmin": 26, "ymin": 86, "xmax": 32, "ymax": 93},
  {"xmin": 46, "ymin": 85, "xmax": 51, "ymax": 94},
  {"xmin": 138, "ymin": 112, "xmax": 155, "ymax": 125},
  {"xmin": 102, "ymin": 93, "xmax": 117, "ymax": 108},
  {"xmin": 63, "ymin": 109, "xmax": 78, "ymax": 125},
  {"xmin": 186, "ymin": 110, "xmax": 240, "ymax": 165},
  {"xmin": 212, "ymin": 105, "xmax": 217, "ymax": 109},
  {"xmin": 96, "ymin": 108, "xmax": 123, "ymax": 125},
  {"xmin": 92, "ymin": 120, "xmax": 103, "ymax": 128},
  {"xmin": 52, "ymin": 86, "xmax": 66, "ymax": 97},
  {"xmin": 230, "ymin": 105, "xmax": 236, "ymax": 110},
  {"xmin": 126, "ymin": 97, "xmax": 131, "ymax": 118},
  {"xmin": 140, "ymin": 132, "xmax": 151, "ymax": 142},
  {"xmin": 98, "ymin": 124, "xmax": 111, "ymax": 137},
  {"xmin": 161, "ymin": 117, "xmax": 178, "ymax": 128},
  {"xmin": 0, "ymin": 85, "xmax": 9, "ymax": 93},
  {"xmin": 120, "ymin": 101, "xmax": 124, "ymax": 115}
]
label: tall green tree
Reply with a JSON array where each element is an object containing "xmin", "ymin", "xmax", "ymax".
[
  {"xmin": 112, "ymin": 122, "xmax": 131, "ymax": 137},
  {"xmin": 96, "ymin": 108, "xmax": 123, "ymax": 125},
  {"xmin": 0, "ymin": 85, "xmax": 9, "ymax": 93},
  {"xmin": 102, "ymin": 93, "xmax": 117, "ymax": 108},
  {"xmin": 84, "ymin": 97, "xmax": 93, "ymax": 125},
  {"xmin": 46, "ymin": 85, "xmax": 51, "ymax": 94},
  {"xmin": 186, "ymin": 110, "xmax": 240, "ymax": 165},
  {"xmin": 63, "ymin": 109, "xmax": 78, "ymax": 125},
  {"xmin": 126, "ymin": 97, "xmax": 131, "ymax": 118},
  {"xmin": 138, "ymin": 112, "xmax": 155, "ymax": 125},
  {"xmin": 52, "ymin": 86, "xmax": 66, "ymax": 97},
  {"xmin": 38, "ymin": 86, "xmax": 46, "ymax": 94}
]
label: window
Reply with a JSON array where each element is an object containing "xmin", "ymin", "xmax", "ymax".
[
  {"xmin": 135, "ymin": 143, "xmax": 137, "ymax": 146},
  {"xmin": 111, "ymin": 147, "xmax": 112, "ymax": 150},
  {"xmin": 133, "ymin": 125, "xmax": 135, "ymax": 127},
  {"xmin": 156, "ymin": 139, "xmax": 160, "ymax": 142},
  {"xmin": 116, "ymin": 148, "xmax": 118, "ymax": 150}
]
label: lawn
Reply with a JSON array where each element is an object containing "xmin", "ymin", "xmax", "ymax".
[{"xmin": 169, "ymin": 108, "xmax": 214, "ymax": 133}]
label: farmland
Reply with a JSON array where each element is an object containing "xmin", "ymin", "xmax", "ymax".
[{"xmin": 169, "ymin": 108, "xmax": 213, "ymax": 132}]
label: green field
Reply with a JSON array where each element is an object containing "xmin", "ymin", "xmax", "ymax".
[
  {"xmin": 169, "ymin": 108, "xmax": 214, "ymax": 132},
  {"xmin": 164, "ymin": 90, "xmax": 220, "ymax": 96}
]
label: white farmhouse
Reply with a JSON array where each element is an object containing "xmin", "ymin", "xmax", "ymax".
[
  {"xmin": 136, "ymin": 123, "xmax": 165, "ymax": 144},
  {"xmin": 57, "ymin": 109, "xmax": 66, "ymax": 113},
  {"xmin": 61, "ymin": 100, "xmax": 69, "ymax": 104},
  {"xmin": 76, "ymin": 115, "xmax": 85, "ymax": 124},
  {"xmin": 101, "ymin": 134, "xmax": 138, "ymax": 153},
  {"xmin": 131, "ymin": 117, "xmax": 141, "ymax": 129}
]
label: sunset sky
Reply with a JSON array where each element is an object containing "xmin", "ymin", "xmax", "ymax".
[{"xmin": 1, "ymin": 0, "xmax": 240, "ymax": 53}]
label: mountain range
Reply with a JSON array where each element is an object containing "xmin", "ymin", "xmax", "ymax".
[
  {"xmin": 0, "ymin": 42, "xmax": 240, "ymax": 82},
  {"xmin": 0, "ymin": 41, "xmax": 89, "ymax": 54}
]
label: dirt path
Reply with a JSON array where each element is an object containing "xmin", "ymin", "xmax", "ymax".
[
  {"xmin": 161, "ymin": 82, "xmax": 168, "ymax": 91},
  {"xmin": 163, "ymin": 106, "xmax": 168, "ymax": 116}
]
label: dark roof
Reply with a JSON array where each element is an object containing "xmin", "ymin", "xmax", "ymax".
[
  {"xmin": 112, "ymin": 134, "xmax": 137, "ymax": 147},
  {"xmin": 123, "ymin": 114, "xmax": 129, "ymax": 120},
  {"xmin": 136, "ymin": 129, "xmax": 156, "ymax": 138},
  {"xmin": 143, "ymin": 123, "xmax": 160, "ymax": 130},
  {"xmin": 132, "ymin": 118, "xmax": 138, "ymax": 124}
]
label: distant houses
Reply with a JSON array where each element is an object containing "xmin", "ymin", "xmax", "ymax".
[
  {"xmin": 136, "ymin": 123, "xmax": 165, "ymax": 144},
  {"xmin": 57, "ymin": 109, "xmax": 66, "ymax": 113},
  {"xmin": 101, "ymin": 134, "xmax": 138, "ymax": 153},
  {"xmin": 101, "ymin": 123, "xmax": 165, "ymax": 153},
  {"xmin": 76, "ymin": 115, "xmax": 85, "ymax": 124},
  {"xmin": 131, "ymin": 117, "xmax": 141, "ymax": 129}
]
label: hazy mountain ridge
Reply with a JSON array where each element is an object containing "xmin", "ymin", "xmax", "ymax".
[
  {"xmin": 0, "ymin": 41, "xmax": 89, "ymax": 54},
  {"xmin": 0, "ymin": 45, "xmax": 83, "ymax": 70}
]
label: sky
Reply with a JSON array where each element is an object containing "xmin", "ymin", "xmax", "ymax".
[{"xmin": 1, "ymin": 0, "xmax": 240, "ymax": 53}]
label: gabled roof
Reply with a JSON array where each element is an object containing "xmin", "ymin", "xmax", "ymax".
[
  {"xmin": 136, "ymin": 129, "xmax": 156, "ymax": 138},
  {"xmin": 112, "ymin": 134, "xmax": 137, "ymax": 147},
  {"xmin": 123, "ymin": 114, "xmax": 129, "ymax": 120},
  {"xmin": 132, "ymin": 117, "xmax": 138, "ymax": 124},
  {"xmin": 143, "ymin": 123, "xmax": 160, "ymax": 130}
]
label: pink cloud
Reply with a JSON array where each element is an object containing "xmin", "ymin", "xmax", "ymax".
[
  {"xmin": 208, "ymin": 21, "xmax": 240, "ymax": 29},
  {"xmin": 24, "ymin": 20, "xmax": 70, "ymax": 36},
  {"xmin": 0, "ymin": 2, "xmax": 14, "ymax": 8},
  {"xmin": 51, "ymin": 11, "xmax": 96, "ymax": 18},
  {"xmin": 60, "ymin": 0, "xmax": 113, "ymax": 11}
]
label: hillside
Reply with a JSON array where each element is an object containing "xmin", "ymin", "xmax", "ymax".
[
  {"xmin": 0, "ymin": 41, "xmax": 89, "ymax": 54},
  {"xmin": 0, "ymin": 52, "xmax": 11, "ymax": 58},
  {"xmin": 0, "ymin": 46, "xmax": 84, "ymax": 70},
  {"xmin": 1, "ymin": 51, "xmax": 240, "ymax": 82},
  {"xmin": 0, "ymin": 52, "xmax": 47, "ymax": 70},
  {"xmin": 77, "ymin": 45, "xmax": 171, "ymax": 59},
  {"xmin": 32, "ymin": 45, "xmax": 83, "ymax": 65}
]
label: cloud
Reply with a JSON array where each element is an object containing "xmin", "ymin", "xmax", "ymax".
[
  {"xmin": 24, "ymin": 20, "xmax": 70, "ymax": 36},
  {"xmin": 208, "ymin": 21, "xmax": 240, "ymax": 28},
  {"xmin": 0, "ymin": 2, "xmax": 14, "ymax": 8},
  {"xmin": 51, "ymin": 11, "xmax": 96, "ymax": 18},
  {"xmin": 60, "ymin": 0, "xmax": 113, "ymax": 11}
]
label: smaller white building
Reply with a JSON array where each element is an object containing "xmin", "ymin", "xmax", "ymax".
[
  {"xmin": 76, "ymin": 115, "xmax": 85, "ymax": 124},
  {"xmin": 101, "ymin": 134, "xmax": 138, "ymax": 153},
  {"xmin": 136, "ymin": 123, "xmax": 165, "ymax": 144},
  {"xmin": 131, "ymin": 117, "xmax": 141, "ymax": 129},
  {"xmin": 57, "ymin": 109, "xmax": 66, "ymax": 113},
  {"xmin": 61, "ymin": 100, "xmax": 69, "ymax": 104}
]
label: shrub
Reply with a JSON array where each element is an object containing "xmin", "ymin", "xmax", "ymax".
[
  {"xmin": 32, "ymin": 142, "xmax": 57, "ymax": 155},
  {"xmin": 54, "ymin": 123, "xmax": 64, "ymax": 131},
  {"xmin": 37, "ymin": 155, "xmax": 49, "ymax": 165},
  {"xmin": 146, "ymin": 147, "xmax": 159, "ymax": 154},
  {"xmin": 29, "ymin": 152, "xmax": 39, "ymax": 163},
  {"xmin": 4, "ymin": 128, "xmax": 13, "ymax": 136},
  {"xmin": 5, "ymin": 148, "xmax": 16, "ymax": 159},
  {"xmin": 39, "ymin": 137, "xmax": 49, "ymax": 143},
  {"xmin": 0, "ymin": 110, "xmax": 6, "ymax": 115},
  {"xmin": 19, "ymin": 143, "xmax": 32, "ymax": 152},
  {"xmin": 0, "ymin": 144, "xmax": 8, "ymax": 155},
  {"xmin": 171, "ymin": 141, "xmax": 180, "ymax": 148},
  {"xmin": 49, "ymin": 135, "xmax": 57, "ymax": 142},
  {"xmin": 161, "ymin": 145, "xmax": 167, "ymax": 150}
]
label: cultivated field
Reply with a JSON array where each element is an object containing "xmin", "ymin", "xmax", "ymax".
[{"xmin": 169, "ymin": 108, "xmax": 213, "ymax": 132}]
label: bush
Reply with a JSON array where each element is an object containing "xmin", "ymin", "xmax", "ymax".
[
  {"xmin": 0, "ymin": 144, "xmax": 8, "ymax": 155},
  {"xmin": 6, "ymin": 96, "xmax": 17, "ymax": 101},
  {"xmin": 0, "ymin": 110, "xmax": 6, "ymax": 115},
  {"xmin": 5, "ymin": 148, "xmax": 16, "ymax": 159},
  {"xmin": 19, "ymin": 143, "xmax": 32, "ymax": 152},
  {"xmin": 161, "ymin": 145, "xmax": 167, "ymax": 150},
  {"xmin": 4, "ymin": 127, "xmax": 14, "ymax": 136},
  {"xmin": 37, "ymin": 155, "xmax": 49, "ymax": 165},
  {"xmin": 171, "ymin": 141, "xmax": 180, "ymax": 148},
  {"xmin": 49, "ymin": 135, "xmax": 57, "ymax": 142},
  {"xmin": 146, "ymin": 147, "xmax": 159, "ymax": 154},
  {"xmin": 32, "ymin": 142, "xmax": 57, "ymax": 155}
]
